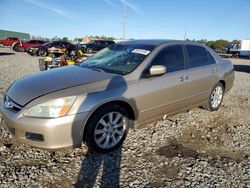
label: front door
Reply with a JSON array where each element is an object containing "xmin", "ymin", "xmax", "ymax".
[{"xmin": 138, "ymin": 45, "xmax": 190, "ymax": 123}]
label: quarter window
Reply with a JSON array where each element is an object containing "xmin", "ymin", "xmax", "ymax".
[
  {"xmin": 207, "ymin": 51, "xmax": 217, "ymax": 64},
  {"xmin": 186, "ymin": 45, "xmax": 211, "ymax": 68},
  {"xmin": 150, "ymin": 45, "xmax": 185, "ymax": 73}
]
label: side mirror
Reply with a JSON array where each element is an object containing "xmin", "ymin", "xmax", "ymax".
[{"xmin": 149, "ymin": 65, "xmax": 166, "ymax": 76}]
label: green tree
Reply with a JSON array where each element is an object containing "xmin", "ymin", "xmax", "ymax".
[
  {"xmin": 230, "ymin": 40, "xmax": 240, "ymax": 45},
  {"xmin": 62, "ymin": 37, "xmax": 68, "ymax": 41}
]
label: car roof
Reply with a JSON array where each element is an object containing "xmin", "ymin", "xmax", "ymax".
[{"xmin": 118, "ymin": 39, "xmax": 204, "ymax": 47}]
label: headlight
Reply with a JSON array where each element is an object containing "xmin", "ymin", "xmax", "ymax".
[{"xmin": 24, "ymin": 96, "xmax": 76, "ymax": 118}]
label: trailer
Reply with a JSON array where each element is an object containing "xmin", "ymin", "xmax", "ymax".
[{"xmin": 239, "ymin": 39, "xmax": 250, "ymax": 58}]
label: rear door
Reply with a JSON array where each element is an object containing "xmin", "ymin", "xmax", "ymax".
[
  {"xmin": 138, "ymin": 45, "xmax": 190, "ymax": 122},
  {"xmin": 185, "ymin": 45, "xmax": 219, "ymax": 106}
]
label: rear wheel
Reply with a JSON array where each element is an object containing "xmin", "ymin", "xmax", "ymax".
[
  {"xmin": 87, "ymin": 48, "xmax": 93, "ymax": 54},
  {"xmin": 18, "ymin": 46, "xmax": 25, "ymax": 52},
  {"xmin": 12, "ymin": 43, "xmax": 19, "ymax": 51},
  {"xmin": 204, "ymin": 82, "xmax": 224, "ymax": 111},
  {"xmin": 84, "ymin": 105, "xmax": 130, "ymax": 153}
]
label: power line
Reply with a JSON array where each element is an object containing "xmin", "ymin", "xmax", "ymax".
[{"xmin": 122, "ymin": 2, "xmax": 126, "ymax": 39}]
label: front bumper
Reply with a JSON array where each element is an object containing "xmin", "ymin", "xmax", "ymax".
[{"xmin": 0, "ymin": 102, "xmax": 88, "ymax": 150}]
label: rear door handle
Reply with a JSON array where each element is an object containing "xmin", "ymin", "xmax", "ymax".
[
  {"xmin": 211, "ymin": 68, "xmax": 217, "ymax": 73},
  {"xmin": 179, "ymin": 76, "xmax": 185, "ymax": 81}
]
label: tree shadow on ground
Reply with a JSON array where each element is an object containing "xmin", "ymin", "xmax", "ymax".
[{"xmin": 0, "ymin": 52, "xmax": 15, "ymax": 56}]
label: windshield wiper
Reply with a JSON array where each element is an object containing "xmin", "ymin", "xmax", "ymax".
[{"xmin": 88, "ymin": 67, "xmax": 105, "ymax": 72}]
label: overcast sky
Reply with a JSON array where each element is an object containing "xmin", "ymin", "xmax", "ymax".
[{"xmin": 0, "ymin": 0, "xmax": 249, "ymax": 40}]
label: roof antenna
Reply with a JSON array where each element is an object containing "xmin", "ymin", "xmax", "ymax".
[{"xmin": 184, "ymin": 30, "xmax": 187, "ymax": 40}]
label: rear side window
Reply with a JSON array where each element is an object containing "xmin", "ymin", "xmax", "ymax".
[
  {"xmin": 100, "ymin": 41, "xmax": 106, "ymax": 45},
  {"xmin": 150, "ymin": 45, "xmax": 185, "ymax": 73},
  {"xmin": 186, "ymin": 45, "xmax": 211, "ymax": 68},
  {"xmin": 107, "ymin": 41, "xmax": 114, "ymax": 45}
]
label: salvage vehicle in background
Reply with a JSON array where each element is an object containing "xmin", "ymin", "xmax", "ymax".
[
  {"xmin": 0, "ymin": 40, "xmax": 234, "ymax": 153},
  {"xmin": 0, "ymin": 37, "xmax": 19, "ymax": 47},
  {"xmin": 27, "ymin": 41, "xmax": 52, "ymax": 56},
  {"xmin": 38, "ymin": 50, "xmax": 87, "ymax": 71},
  {"xmin": 14, "ymin": 40, "xmax": 46, "ymax": 52},
  {"xmin": 27, "ymin": 41, "xmax": 81, "ymax": 57},
  {"xmin": 80, "ymin": 40, "xmax": 115, "ymax": 53},
  {"xmin": 47, "ymin": 41, "xmax": 76, "ymax": 57}
]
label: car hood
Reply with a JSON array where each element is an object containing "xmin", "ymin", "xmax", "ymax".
[{"xmin": 7, "ymin": 66, "xmax": 116, "ymax": 106}]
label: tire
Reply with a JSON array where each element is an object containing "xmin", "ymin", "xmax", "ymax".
[
  {"xmin": 203, "ymin": 82, "xmax": 224, "ymax": 111},
  {"xmin": 18, "ymin": 46, "xmax": 25, "ymax": 52},
  {"xmin": 39, "ymin": 59, "xmax": 47, "ymax": 71},
  {"xmin": 87, "ymin": 48, "xmax": 93, "ymax": 54},
  {"xmin": 84, "ymin": 104, "xmax": 130, "ymax": 153},
  {"xmin": 12, "ymin": 44, "xmax": 19, "ymax": 52},
  {"xmin": 38, "ymin": 49, "xmax": 48, "ymax": 57}
]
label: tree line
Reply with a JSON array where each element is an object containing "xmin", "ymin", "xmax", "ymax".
[
  {"xmin": 193, "ymin": 39, "xmax": 240, "ymax": 50},
  {"xmin": 31, "ymin": 35, "xmax": 241, "ymax": 50}
]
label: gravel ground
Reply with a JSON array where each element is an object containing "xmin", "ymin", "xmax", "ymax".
[{"xmin": 0, "ymin": 48, "xmax": 249, "ymax": 187}]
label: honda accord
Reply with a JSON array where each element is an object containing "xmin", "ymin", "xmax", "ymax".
[{"xmin": 0, "ymin": 40, "xmax": 234, "ymax": 153}]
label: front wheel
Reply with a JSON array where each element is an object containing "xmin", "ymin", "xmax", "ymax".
[
  {"xmin": 204, "ymin": 82, "xmax": 224, "ymax": 111},
  {"xmin": 84, "ymin": 105, "xmax": 130, "ymax": 153},
  {"xmin": 38, "ymin": 49, "xmax": 48, "ymax": 56}
]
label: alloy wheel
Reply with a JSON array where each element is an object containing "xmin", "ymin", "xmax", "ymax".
[
  {"xmin": 211, "ymin": 86, "xmax": 223, "ymax": 108},
  {"xmin": 94, "ymin": 112, "xmax": 126, "ymax": 149}
]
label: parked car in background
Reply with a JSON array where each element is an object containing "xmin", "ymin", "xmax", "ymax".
[
  {"xmin": 27, "ymin": 41, "xmax": 52, "ymax": 56},
  {"xmin": 27, "ymin": 41, "xmax": 79, "ymax": 57},
  {"xmin": 0, "ymin": 40, "xmax": 234, "ymax": 153},
  {"xmin": 14, "ymin": 40, "xmax": 46, "ymax": 52},
  {"xmin": 48, "ymin": 41, "xmax": 82, "ymax": 57},
  {"xmin": 0, "ymin": 37, "xmax": 19, "ymax": 47},
  {"xmin": 80, "ymin": 40, "xmax": 115, "ymax": 53}
]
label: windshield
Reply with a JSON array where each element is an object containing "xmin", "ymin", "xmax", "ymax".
[
  {"xmin": 80, "ymin": 44, "xmax": 155, "ymax": 75},
  {"xmin": 43, "ymin": 42, "xmax": 51, "ymax": 46},
  {"xmin": 87, "ymin": 41, "xmax": 95, "ymax": 44}
]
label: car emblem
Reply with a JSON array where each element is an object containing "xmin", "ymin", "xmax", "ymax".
[{"xmin": 4, "ymin": 96, "xmax": 13, "ymax": 109}]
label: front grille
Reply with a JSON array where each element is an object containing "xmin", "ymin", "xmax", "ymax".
[
  {"xmin": 25, "ymin": 132, "xmax": 44, "ymax": 142},
  {"xmin": 4, "ymin": 95, "xmax": 22, "ymax": 112}
]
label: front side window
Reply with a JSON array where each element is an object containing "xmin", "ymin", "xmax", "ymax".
[
  {"xmin": 186, "ymin": 45, "xmax": 211, "ymax": 68},
  {"xmin": 80, "ymin": 44, "xmax": 155, "ymax": 75},
  {"xmin": 149, "ymin": 45, "xmax": 185, "ymax": 73}
]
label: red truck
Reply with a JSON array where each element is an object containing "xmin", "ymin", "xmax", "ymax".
[
  {"xmin": 14, "ymin": 40, "xmax": 46, "ymax": 52},
  {"xmin": 0, "ymin": 37, "xmax": 20, "ymax": 47}
]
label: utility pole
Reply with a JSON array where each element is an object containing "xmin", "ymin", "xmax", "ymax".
[
  {"xmin": 122, "ymin": 2, "xmax": 126, "ymax": 40},
  {"xmin": 184, "ymin": 30, "xmax": 187, "ymax": 40}
]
